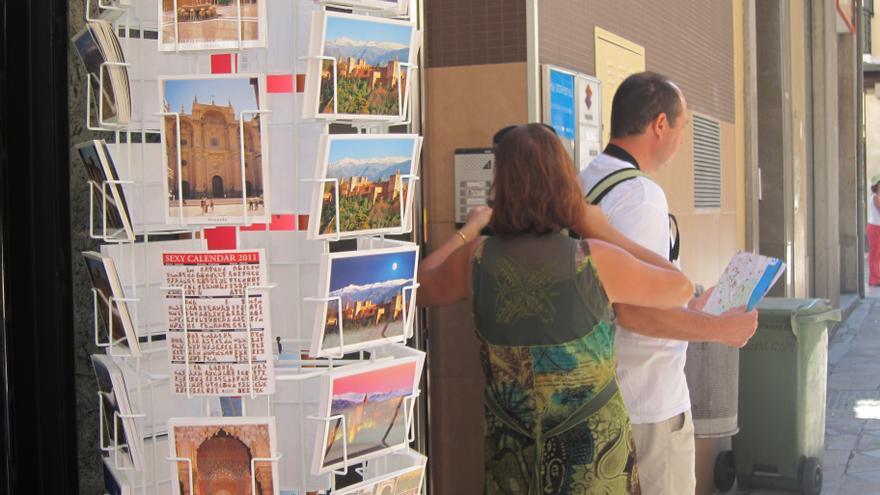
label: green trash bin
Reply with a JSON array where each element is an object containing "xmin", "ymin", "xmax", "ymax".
[{"xmin": 732, "ymin": 298, "xmax": 841, "ymax": 495}]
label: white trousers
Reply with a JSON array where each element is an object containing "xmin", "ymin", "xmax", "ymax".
[{"xmin": 631, "ymin": 410, "xmax": 696, "ymax": 495}]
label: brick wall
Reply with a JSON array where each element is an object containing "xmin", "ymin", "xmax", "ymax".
[
  {"xmin": 539, "ymin": 0, "xmax": 735, "ymax": 123},
  {"xmin": 425, "ymin": 0, "xmax": 527, "ymax": 68}
]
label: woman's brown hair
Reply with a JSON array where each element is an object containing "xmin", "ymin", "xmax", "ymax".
[{"xmin": 489, "ymin": 124, "xmax": 586, "ymax": 236}]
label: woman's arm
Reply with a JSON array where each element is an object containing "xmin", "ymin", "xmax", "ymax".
[
  {"xmin": 573, "ymin": 202, "xmax": 677, "ymax": 271},
  {"xmin": 588, "ymin": 238, "xmax": 693, "ymax": 309},
  {"xmin": 417, "ymin": 207, "xmax": 492, "ymax": 307}
]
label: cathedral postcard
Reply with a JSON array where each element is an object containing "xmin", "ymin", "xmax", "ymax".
[{"xmin": 159, "ymin": 74, "xmax": 269, "ymax": 226}]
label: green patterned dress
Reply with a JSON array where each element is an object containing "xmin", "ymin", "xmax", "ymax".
[{"xmin": 472, "ymin": 234, "xmax": 640, "ymax": 495}]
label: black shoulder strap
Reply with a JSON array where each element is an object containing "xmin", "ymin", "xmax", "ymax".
[
  {"xmin": 585, "ymin": 168, "xmax": 680, "ymax": 263},
  {"xmin": 668, "ymin": 213, "xmax": 680, "ymax": 263}
]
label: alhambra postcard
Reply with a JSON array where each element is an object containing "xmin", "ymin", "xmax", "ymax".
[
  {"xmin": 168, "ymin": 417, "xmax": 278, "ymax": 495},
  {"xmin": 311, "ymin": 245, "xmax": 419, "ymax": 358},
  {"xmin": 160, "ymin": 74, "xmax": 269, "ymax": 226},
  {"xmin": 312, "ymin": 357, "xmax": 421, "ymax": 473},
  {"xmin": 303, "ymin": 12, "xmax": 419, "ymax": 121},
  {"xmin": 335, "ymin": 464, "xmax": 426, "ymax": 495},
  {"xmin": 308, "ymin": 134, "xmax": 421, "ymax": 240},
  {"xmin": 321, "ymin": 0, "xmax": 405, "ymax": 13},
  {"xmin": 159, "ymin": 0, "xmax": 267, "ymax": 51}
]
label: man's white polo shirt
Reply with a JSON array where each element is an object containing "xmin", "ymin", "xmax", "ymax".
[{"xmin": 577, "ymin": 148, "xmax": 690, "ymax": 425}]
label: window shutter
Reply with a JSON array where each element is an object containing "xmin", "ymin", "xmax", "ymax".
[{"xmin": 693, "ymin": 114, "xmax": 722, "ymax": 209}]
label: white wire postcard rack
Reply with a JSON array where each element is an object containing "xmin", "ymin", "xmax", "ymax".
[{"xmin": 79, "ymin": 0, "xmax": 426, "ymax": 493}]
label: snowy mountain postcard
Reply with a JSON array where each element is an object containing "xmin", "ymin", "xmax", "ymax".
[
  {"xmin": 308, "ymin": 134, "xmax": 422, "ymax": 240},
  {"xmin": 313, "ymin": 357, "xmax": 420, "ymax": 473},
  {"xmin": 304, "ymin": 12, "xmax": 418, "ymax": 120},
  {"xmin": 310, "ymin": 245, "xmax": 419, "ymax": 358}
]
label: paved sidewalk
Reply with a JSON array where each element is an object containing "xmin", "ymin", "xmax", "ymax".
[{"xmin": 740, "ymin": 295, "xmax": 880, "ymax": 495}]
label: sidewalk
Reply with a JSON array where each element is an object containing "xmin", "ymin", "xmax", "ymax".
[{"xmin": 742, "ymin": 293, "xmax": 880, "ymax": 495}]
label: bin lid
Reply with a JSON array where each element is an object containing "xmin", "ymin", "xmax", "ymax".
[{"xmin": 756, "ymin": 297, "xmax": 841, "ymax": 336}]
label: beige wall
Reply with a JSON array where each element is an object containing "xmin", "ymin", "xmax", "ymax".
[
  {"xmin": 652, "ymin": 117, "xmax": 740, "ymax": 288},
  {"xmin": 790, "ymin": 0, "xmax": 811, "ymax": 297},
  {"xmin": 423, "ymin": 62, "xmax": 529, "ymax": 495}
]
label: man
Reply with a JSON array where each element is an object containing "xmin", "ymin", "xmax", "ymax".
[{"xmin": 579, "ymin": 72, "xmax": 755, "ymax": 494}]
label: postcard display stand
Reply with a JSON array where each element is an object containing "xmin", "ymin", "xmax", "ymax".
[{"xmin": 78, "ymin": 0, "xmax": 427, "ymax": 494}]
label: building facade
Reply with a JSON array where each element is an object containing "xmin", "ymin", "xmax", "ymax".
[
  {"xmin": 422, "ymin": 1, "xmax": 862, "ymax": 493},
  {"xmin": 165, "ymin": 99, "xmax": 263, "ymax": 201}
]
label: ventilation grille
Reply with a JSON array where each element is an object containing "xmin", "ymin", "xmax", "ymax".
[{"xmin": 693, "ymin": 114, "xmax": 722, "ymax": 208}]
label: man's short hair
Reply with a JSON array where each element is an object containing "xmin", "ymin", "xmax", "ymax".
[{"xmin": 610, "ymin": 72, "xmax": 683, "ymax": 138}]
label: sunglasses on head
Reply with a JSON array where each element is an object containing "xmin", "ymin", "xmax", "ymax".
[{"xmin": 492, "ymin": 123, "xmax": 558, "ymax": 147}]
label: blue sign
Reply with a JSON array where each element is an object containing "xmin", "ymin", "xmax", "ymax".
[{"xmin": 548, "ymin": 68, "xmax": 576, "ymax": 141}]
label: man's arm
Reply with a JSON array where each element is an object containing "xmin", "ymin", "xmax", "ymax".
[{"xmin": 615, "ymin": 303, "xmax": 758, "ymax": 348}]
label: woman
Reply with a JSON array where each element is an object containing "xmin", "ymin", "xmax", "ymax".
[
  {"xmin": 417, "ymin": 124, "xmax": 693, "ymax": 494},
  {"xmin": 869, "ymin": 175, "xmax": 880, "ymax": 286}
]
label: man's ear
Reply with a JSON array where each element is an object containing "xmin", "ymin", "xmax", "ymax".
[{"xmin": 651, "ymin": 112, "xmax": 669, "ymax": 138}]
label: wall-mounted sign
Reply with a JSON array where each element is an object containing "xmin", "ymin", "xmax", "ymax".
[
  {"xmin": 542, "ymin": 65, "xmax": 577, "ymax": 142},
  {"xmin": 576, "ymin": 74, "xmax": 602, "ymax": 170}
]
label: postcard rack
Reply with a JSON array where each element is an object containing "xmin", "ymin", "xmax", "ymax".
[{"xmin": 77, "ymin": 0, "xmax": 426, "ymax": 493}]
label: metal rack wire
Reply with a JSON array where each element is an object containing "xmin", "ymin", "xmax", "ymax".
[{"xmin": 80, "ymin": 0, "xmax": 426, "ymax": 493}]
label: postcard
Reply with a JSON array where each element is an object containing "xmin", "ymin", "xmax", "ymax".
[
  {"xmin": 703, "ymin": 251, "xmax": 786, "ymax": 315},
  {"xmin": 72, "ymin": 20, "xmax": 131, "ymax": 125},
  {"xmin": 316, "ymin": 0, "xmax": 406, "ymax": 13},
  {"xmin": 83, "ymin": 252, "xmax": 140, "ymax": 357},
  {"xmin": 159, "ymin": 0, "xmax": 267, "ymax": 51},
  {"xmin": 334, "ymin": 465, "xmax": 425, "ymax": 495},
  {"xmin": 76, "ymin": 140, "xmax": 135, "ymax": 241},
  {"xmin": 162, "ymin": 249, "xmax": 274, "ymax": 396},
  {"xmin": 160, "ymin": 74, "xmax": 269, "ymax": 225},
  {"xmin": 312, "ymin": 357, "xmax": 422, "ymax": 473},
  {"xmin": 311, "ymin": 245, "xmax": 419, "ymax": 358},
  {"xmin": 168, "ymin": 416, "xmax": 279, "ymax": 495},
  {"xmin": 308, "ymin": 134, "xmax": 422, "ymax": 240},
  {"xmin": 92, "ymin": 354, "xmax": 145, "ymax": 471},
  {"xmin": 303, "ymin": 12, "xmax": 419, "ymax": 121}
]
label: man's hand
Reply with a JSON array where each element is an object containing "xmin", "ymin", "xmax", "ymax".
[{"xmin": 711, "ymin": 309, "xmax": 758, "ymax": 348}]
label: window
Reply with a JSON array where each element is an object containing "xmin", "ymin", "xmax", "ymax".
[
  {"xmin": 210, "ymin": 137, "xmax": 220, "ymax": 148},
  {"xmin": 693, "ymin": 114, "xmax": 722, "ymax": 209}
]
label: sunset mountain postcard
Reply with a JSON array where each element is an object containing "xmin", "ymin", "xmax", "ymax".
[{"xmin": 313, "ymin": 357, "xmax": 421, "ymax": 473}]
